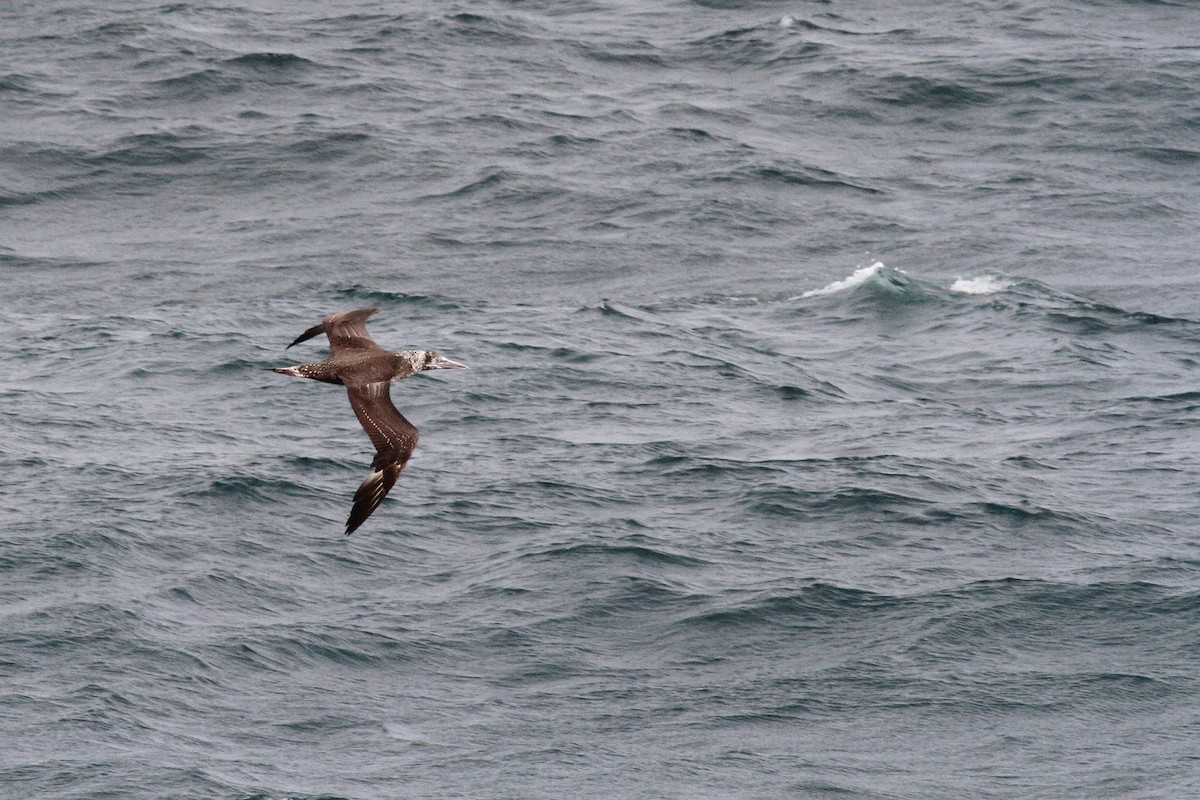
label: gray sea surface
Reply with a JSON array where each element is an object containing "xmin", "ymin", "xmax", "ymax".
[{"xmin": 3, "ymin": 1, "xmax": 1200, "ymax": 798}]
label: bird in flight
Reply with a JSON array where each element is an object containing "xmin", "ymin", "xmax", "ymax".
[{"xmin": 271, "ymin": 307, "xmax": 468, "ymax": 535}]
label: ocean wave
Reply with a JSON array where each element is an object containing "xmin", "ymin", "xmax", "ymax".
[
  {"xmin": 639, "ymin": 453, "xmax": 794, "ymax": 483},
  {"xmin": 792, "ymin": 265, "xmax": 1198, "ymax": 345},
  {"xmin": 796, "ymin": 261, "xmax": 920, "ymax": 301},
  {"xmin": 960, "ymin": 500, "xmax": 1106, "ymax": 539},
  {"xmin": 716, "ymin": 162, "xmax": 882, "ymax": 194},
  {"xmin": 1120, "ymin": 390, "xmax": 1200, "ymax": 406},
  {"xmin": 98, "ymin": 131, "xmax": 211, "ymax": 168},
  {"xmin": 1129, "ymin": 145, "xmax": 1200, "ymax": 165},
  {"xmin": 681, "ymin": 583, "xmax": 892, "ymax": 631},
  {"xmin": 223, "ymin": 52, "xmax": 320, "ymax": 73},
  {"xmin": 863, "ymin": 73, "xmax": 997, "ymax": 109},
  {"xmin": 212, "ymin": 357, "xmax": 264, "ymax": 374},
  {"xmin": 679, "ymin": 24, "xmax": 825, "ymax": 68},
  {"xmin": 0, "ymin": 72, "xmax": 36, "ymax": 92},
  {"xmin": 205, "ymin": 624, "xmax": 416, "ymax": 671},
  {"xmin": 949, "ymin": 274, "xmax": 1015, "ymax": 295},
  {"xmin": 146, "ymin": 69, "xmax": 242, "ymax": 101},
  {"xmin": 184, "ymin": 474, "xmax": 316, "ymax": 502},
  {"xmin": 1041, "ymin": 306, "xmax": 1191, "ymax": 336},
  {"xmin": 797, "ymin": 261, "xmax": 891, "ymax": 298},
  {"xmin": 970, "ymin": 277, "xmax": 1199, "ymax": 334},
  {"xmin": 746, "ymin": 484, "xmax": 934, "ymax": 519},
  {"xmin": 573, "ymin": 40, "xmax": 669, "ymax": 68},
  {"xmin": 920, "ymin": 578, "xmax": 1200, "ymax": 639},
  {"xmin": 523, "ymin": 540, "xmax": 707, "ymax": 568},
  {"xmin": 440, "ymin": 11, "xmax": 545, "ymax": 47},
  {"xmin": 0, "ymin": 188, "xmax": 41, "ymax": 207},
  {"xmin": 592, "ymin": 299, "xmax": 669, "ymax": 325},
  {"xmin": 778, "ymin": 17, "xmax": 915, "ymax": 37},
  {"xmin": 420, "ymin": 168, "xmax": 513, "ymax": 200},
  {"xmin": 670, "ymin": 578, "xmax": 1200, "ymax": 658},
  {"xmin": 328, "ymin": 287, "xmax": 468, "ymax": 312}
]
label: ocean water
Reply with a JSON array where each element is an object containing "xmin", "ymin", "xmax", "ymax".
[{"xmin": 3, "ymin": 1, "xmax": 1200, "ymax": 798}]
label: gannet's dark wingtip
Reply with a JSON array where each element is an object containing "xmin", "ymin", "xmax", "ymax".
[
  {"xmin": 344, "ymin": 463, "xmax": 400, "ymax": 536},
  {"xmin": 286, "ymin": 322, "xmax": 326, "ymax": 349}
]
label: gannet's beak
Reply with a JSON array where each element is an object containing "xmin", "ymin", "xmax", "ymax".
[{"xmin": 428, "ymin": 354, "xmax": 470, "ymax": 371}]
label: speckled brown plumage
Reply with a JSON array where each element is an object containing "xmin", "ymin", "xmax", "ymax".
[{"xmin": 270, "ymin": 308, "xmax": 468, "ymax": 535}]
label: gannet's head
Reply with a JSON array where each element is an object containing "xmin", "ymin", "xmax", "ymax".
[{"xmin": 396, "ymin": 350, "xmax": 470, "ymax": 376}]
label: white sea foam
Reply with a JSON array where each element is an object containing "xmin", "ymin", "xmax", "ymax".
[
  {"xmin": 950, "ymin": 275, "xmax": 1013, "ymax": 295},
  {"xmin": 799, "ymin": 261, "xmax": 891, "ymax": 298}
]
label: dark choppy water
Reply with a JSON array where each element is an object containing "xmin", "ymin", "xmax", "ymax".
[{"xmin": 4, "ymin": 1, "xmax": 1200, "ymax": 798}]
